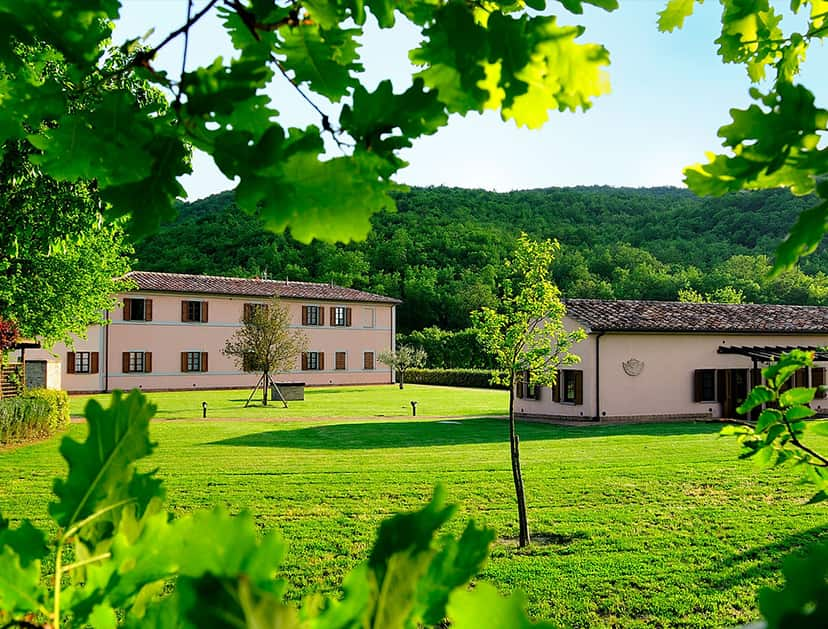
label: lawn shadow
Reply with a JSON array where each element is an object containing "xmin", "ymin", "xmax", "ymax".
[
  {"xmin": 205, "ymin": 418, "xmax": 723, "ymax": 450},
  {"xmin": 709, "ymin": 524, "xmax": 828, "ymax": 589}
]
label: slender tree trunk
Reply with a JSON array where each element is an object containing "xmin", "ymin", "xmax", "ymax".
[
  {"xmin": 262, "ymin": 370, "xmax": 269, "ymax": 406},
  {"xmin": 508, "ymin": 375, "xmax": 530, "ymax": 547},
  {"xmin": 399, "ymin": 368, "xmax": 404, "ymax": 390}
]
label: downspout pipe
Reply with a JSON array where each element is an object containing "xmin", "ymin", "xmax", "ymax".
[
  {"xmin": 104, "ymin": 310, "xmax": 110, "ymax": 393},
  {"xmin": 595, "ymin": 331, "xmax": 605, "ymax": 420}
]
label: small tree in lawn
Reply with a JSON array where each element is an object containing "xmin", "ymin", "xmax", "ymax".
[
  {"xmin": 471, "ymin": 233, "xmax": 586, "ymax": 547},
  {"xmin": 378, "ymin": 345, "xmax": 427, "ymax": 389},
  {"xmin": 223, "ymin": 296, "xmax": 307, "ymax": 406}
]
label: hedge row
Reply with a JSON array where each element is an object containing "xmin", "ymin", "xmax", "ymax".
[
  {"xmin": 0, "ymin": 388, "xmax": 70, "ymax": 443},
  {"xmin": 405, "ymin": 368, "xmax": 508, "ymax": 389}
]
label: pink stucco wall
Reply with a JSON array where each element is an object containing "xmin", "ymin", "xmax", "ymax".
[
  {"xmin": 515, "ymin": 316, "xmax": 828, "ymax": 421},
  {"xmin": 26, "ymin": 292, "xmax": 396, "ymax": 392}
]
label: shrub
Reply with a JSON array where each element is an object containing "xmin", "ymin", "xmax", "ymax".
[
  {"xmin": 0, "ymin": 388, "xmax": 69, "ymax": 443},
  {"xmin": 406, "ymin": 368, "xmax": 509, "ymax": 389}
]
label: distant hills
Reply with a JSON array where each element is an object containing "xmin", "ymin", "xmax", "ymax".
[{"xmin": 134, "ymin": 186, "xmax": 828, "ymax": 333}]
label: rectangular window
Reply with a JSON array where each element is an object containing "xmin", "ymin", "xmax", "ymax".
[
  {"xmin": 694, "ymin": 369, "xmax": 717, "ymax": 402},
  {"xmin": 243, "ymin": 303, "xmax": 267, "ymax": 322},
  {"xmin": 335, "ymin": 351, "xmax": 346, "ymax": 370},
  {"xmin": 561, "ymin": 370, "xmax": 583, "ymax": 405},
  {"xmin": 364, "ymin": 351, "xmax": 374, "ymax": 370},
  {"xmin": 67, "ymin": 351, "xmax": 99, "ymax": 374},
  {"xmin": 182, "ymin": 300, "xmax": 207, "ymax": 322},
  {"xmin": 75, "ymin": 352, "xmax": 90, "ymax": 373},
  {"xmin": 181, "ymin": 351, "xmax": 207, "ymax": 373},
  {"xmin": 363, "ymin": 307, "xmax": 375, "ymax": 328},
  {"xmin": 123, "ymin": 298, "xmax": 152, "ymax": 321},
  {"xmin": 123, "ymin": 351, "xmax": 151, "ymax": 373},
  {"xmin": 302, "ymin": 351, "xmax": 324, "ymax": 371},
  {"xmin": 303, "ymin": 305, "xmax": 323, "ymax": 326},
  {"xmin": 332, "ymin": 306, "xmax": 351, "ymax": 326}
]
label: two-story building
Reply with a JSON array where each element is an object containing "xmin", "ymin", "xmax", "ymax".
[{"xmin": 25, "ymin": 271, "xmax": 400, "ymax": 393}]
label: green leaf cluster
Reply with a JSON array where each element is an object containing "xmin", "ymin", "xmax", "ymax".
[
  {"xmin": 0, "ymin": 390, "xmax": 548, "ymax": 628},
  {"xmin": 0, "ymin": 0, "xmax": 616, "ymax": 244},
  {"xmin": 663, "ymin": 0, "xmax": 828, "ymax": 274},
  {"xmin": 722, "ymin": 349, "xmax": 828, "ymax": 504}
]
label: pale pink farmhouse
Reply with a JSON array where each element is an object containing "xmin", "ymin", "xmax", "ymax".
[
  {"xmin": 515, "ymin": 299, "xmax": 828, "ymax": 423},
  {"xmin": 27, "ymin": 272, "xmax": 400, "ymax": 393}
]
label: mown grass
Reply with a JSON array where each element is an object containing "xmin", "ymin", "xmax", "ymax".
[
  {"xmin": 2, "ymin": 411, "xmax": 826, "ymax": 627},
  {"xmin": 68, "ymin": 384, "xmax": 508, "ymax": 420}
]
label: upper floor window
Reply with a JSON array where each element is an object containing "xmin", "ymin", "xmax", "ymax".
[
  {"xmin": 363, "ymin": 307, "xmax": 375, "ymax": 328},
  {"xmin": 302, "ymin": 305, "xmax": 323, "ymax": 326},
  {"xmin": 331, "ymin": 306, "xmax": 352, "ymax": 326},
  {"xmin": 123, "ymin": 351, "xmax": 152, "ymax": 373},
  {"xmin": 124, "ymin": 298, "xmax": 152, "ymax": 321},
  {"xmin": 182, "ymin": 300, "xmax": 208, "ymax": 323},
  {"xmin": 243, "ymin": 303, "xmax": 267, "ymax": 322}
]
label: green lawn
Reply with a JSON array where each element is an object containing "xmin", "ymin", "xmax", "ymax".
[
  {"xmin": 2, "ymin": 408, "xmax": 826, "ymax": 627},
  {"xmin": 68, "ymin": 384, "xmax": 508, "ymax": 420}
]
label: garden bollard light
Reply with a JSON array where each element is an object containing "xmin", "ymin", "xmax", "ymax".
[
  {"xmin": 410, "ymin": 401, "xmax": 417, "ymax": 416},
  {"xmin": 202, "ymin": 401, "xmax": 207, "ymax": 418}
]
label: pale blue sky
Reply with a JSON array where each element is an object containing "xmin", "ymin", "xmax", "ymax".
[{"xmin": 115, "ymin": 1, "xmax": 828, "ymax": 200}]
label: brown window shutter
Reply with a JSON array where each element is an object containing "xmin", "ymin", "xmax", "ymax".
[
  {"xmin": 330, "ymin": 306, "xmax": 336, "ymax": 325},
  {"xmin": 319, "ymin": 307, "xmax": 325, "ymax": 326},
  {"xmin": 301, "ymin": 352, "xmax": 308, "ymax": 370},
  {"xmin": 364, "ymin": 351, "xmax": 374, "ymax": 370},
  {"xmin": 346, "ymin": 307, "xmax": 352, "ymax": 326},
  {"xmin": 181, "ymin": 301, "xmax": 188, "ymax": 322},
  {"xmin": 302, "ymin": 306, "xmax": 308, "ymax": 325},
  {"xmin": 795, "ymin": 368, "xmax": 808, "ymax": 388},
  {"xmin": 716, "ymin": 370, "xmax": 728, "ymax": 402},
  {"xmin": 552, "ymin": 370, "xmax": 561, "ymax": 403},
  {"xmin": 574, "ymin": 370, "xmax": 584, "ymax": 405},
  {"xmin": 336, "ymin": 351, "xmax": 346, "ymax": 370},
  {"xmin": 145, "ymin": 299, "xmax": 153, "ymax": 321},
  {"xmin": 123, "ymin": 299, "xmax": 132, "ymax": 321},
  {"xmin": 201, "ymin": 352, "xmax": 208, "ymax": 373},
  {"xmin": 144, "ymin": 352, "xmax": 152, "ymax": 373},
  {"xmin": 122, "ymin": 352, "xmax": 130, "ymax": 373},
  {"xmin": 201, "ymin": 302, "xmax": 208, "ymax": 323},
  {"xmin": 693, "ymin": 370, "xmax": 704, "ymax": 403},
  {"xmin": 181, "ymin": 352, "xmax": 188, "ymax": 372},
  {"xmin": 515, "ymin": 372, "xmax": 524, "ymax": 399},
  {"xmin": 67, "ymin": 352, "xmax": 76, "ymax": 374},
  {"xmin": 243, "ymin": 304, "xmax": 252, "ymax": 322},
  {"xmin": 91, "ymin": 352, "xmax": 99, "ymax": 374},
  {"xmin": 319, "ymin": 352, "xmax": 325, "ymax": 370},
  {"xmin": 813, "ymin": 367, "xmax": 827, "ymax": 399}
]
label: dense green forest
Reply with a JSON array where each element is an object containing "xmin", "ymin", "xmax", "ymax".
[{"xmin": 134, "ymin": 186, "xmax": 828, "ymax": 339}]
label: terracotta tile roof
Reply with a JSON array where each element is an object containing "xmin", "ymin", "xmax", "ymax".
[
  {"xmin": 125, "ymin": 271, "xmax": 401, "ymax": 304},
  {"xmin": 564, "ymin": 299, "xmax": 828, "ymax": 334}
]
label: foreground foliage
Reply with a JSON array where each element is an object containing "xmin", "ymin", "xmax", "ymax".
[
  {"xmin": 0, "ymin": 0, "xmax": 616, "ymax": 242},
  {"xmin": 722, "ymin": 350, "xmax": 828, "ymax": 627},
  {"xmin": 0, "ymin": 390, "xmax": 551, "ymax": 628}
]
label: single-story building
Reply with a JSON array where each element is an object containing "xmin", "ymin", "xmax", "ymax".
[
  {"xmin": 515, "ymin": 299, "xmax": 828, "ymax": 423},
  {"xmin": 24, "ymin": 271, "xmax": 400, "ymax": 393}
]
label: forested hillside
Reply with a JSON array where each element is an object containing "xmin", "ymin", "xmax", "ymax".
[{"xmin": 134, "ymin": 186, "xmax": 828, "ymax": 334}]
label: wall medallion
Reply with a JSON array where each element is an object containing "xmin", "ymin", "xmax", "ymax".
[{"xmin": 622, "ymin": 358, "xmax": 644, "ymax": 376}]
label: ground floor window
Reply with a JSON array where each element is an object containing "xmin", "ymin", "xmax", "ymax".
[
  {"xmin": 302, "ymin": 351, "xmax": 324, "ymax": 370},
  {"xmin": 552, "ymin": 369, "xmax": 583, "ymax": 405},
  {"xmin": 363, "ymin": 351, "xmax": 374, "ymax": 370},
  {"xmin": 123, "ymin": 351, "xmax": 151, "ymax": 373},
  {"xmin": 182, "ymin": 352, "xmax": 208, "ymax": 373},
  {"xmin": 67, "ymin": 351, "xmax": 99, "ymax": 374},
  {"xmin": 335, "ymin": 351, "xmax": 346, "ymax": 370}
]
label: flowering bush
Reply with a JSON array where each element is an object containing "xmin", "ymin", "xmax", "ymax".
[{"xmin": 0, "ymin": 319, "xmax": 18, "ymax": 352}]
